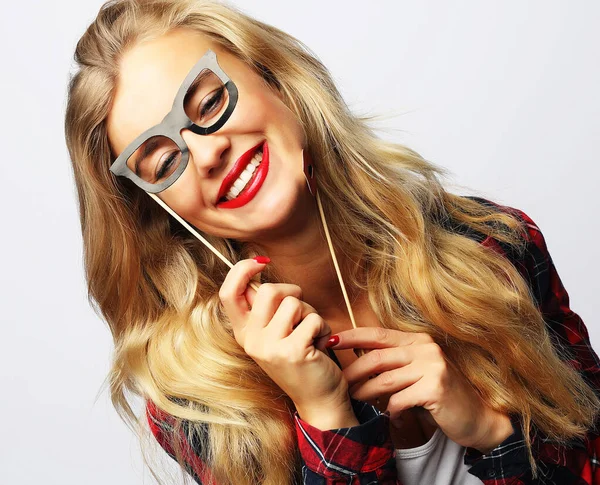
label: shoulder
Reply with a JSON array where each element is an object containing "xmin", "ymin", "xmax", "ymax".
[
  {"xmin": 455, "ymin": 194, "xmax": 542, "ymax": 238},
  {"xmin": 146, "ymin": 399, "xmax": 211, "ymax": 484},
  {"xmin": 448, "ymin": 195, "xmax": 542, "ymax": 257},
  {"xmin": 447, "ymin": 195, "xmax": 556, "ymax": 305},
  {"xmin": 146, "ymin": 399, "xmax": 179, "ymax": 456},
  {"xmin": 465, "ymin": 195, "xmax": 545, "ymax": 252}
]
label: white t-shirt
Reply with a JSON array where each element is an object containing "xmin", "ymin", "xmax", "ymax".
[{"xmin": 395, "ymin": 427, "xmax": 483, "ymax": 484}]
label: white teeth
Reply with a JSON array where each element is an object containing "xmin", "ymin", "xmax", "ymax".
[
  {"xmin": 225, "ymin": 158, "xmax": 261, "ymax": 200},
  {"xmin": 229, "ymin": 185, "xmax": 241, "ymax": 197},
  {"xmin": 222, "ymin": 146, "xmax": 265, "ymax": 202}
]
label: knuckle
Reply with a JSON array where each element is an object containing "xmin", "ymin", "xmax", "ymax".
[
  {"xmin": 302, "ymin": 301, "xmax": 317, "ymax": 315},
  {"xmin": 368, "ymin": 349, "xmax": 384, "ymax": 368},
  {"xmin": 431, "ymin": 359, "xmax": 448, "ymax": 380},
  {"xmin": 258, "ymin": 282, "xmax": 277, "ymax": 298},
  {"xmin": 282, "ymin": 296, "xmax": 302, "ymax": 319},
  {"xmin": 387, "ymin": 393, "xmax": 401, "ymax": 410},
  {"xmin": 304, "ymin": 313, "xmax": 324, "ymax": 332},
  {"xmin": 417, "ymin": 332, "xmax": 434, "ymax": 344},
  {"xmin": 381, "ymin": 371, "xmax": 395, "ymax": 388},
  {"xmin": 218, "ymin": 285, "xmax": 229, "ymax": 302},
  {"xmin": 302, "ymin": 312, "xmax": 319, "ymax": 324},
  {"xmin": 282, "ymin": 294, "xmax": 301, "ymax": 309},
  {"xmin": 427, "ymin": 342, "xmax": 444, "ymax": 358},
  {"xmin": 374, "ymin": 326, "xmax": 390, "ymax": 343}
]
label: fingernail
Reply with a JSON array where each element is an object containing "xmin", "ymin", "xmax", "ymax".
[
  {"xmin": 253, "ymin": 256, "xmax": 270, "ymax": 264},
  {"xmin": 325, "ymin": 335, "xmax": 340, "ymax": 348}
]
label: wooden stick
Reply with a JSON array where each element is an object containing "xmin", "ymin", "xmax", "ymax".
[
  {"xmin": 147, "ymin": 192, "xmax": 260, "ymax": 292},
  {"xmin": 315, "ymin": 191, "xmax": 367, "ymax": 359}
]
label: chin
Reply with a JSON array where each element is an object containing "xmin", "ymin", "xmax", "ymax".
[{"xmin": 249, "ymin": 185, "xmax": 312, "ymax": 234}]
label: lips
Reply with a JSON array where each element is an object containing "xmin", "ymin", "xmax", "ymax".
[
  {"xmin": 216, "ymin": 141, "xmax": 269, "ymax": 209},
  {"xmin": 216, "ymin": 140, "xmax": 265, "ymax": 204}
]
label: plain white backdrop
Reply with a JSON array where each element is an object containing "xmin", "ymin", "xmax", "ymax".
[{"xmin": 1, "ymin": 1, "xmax": 598, "ymax": 483}]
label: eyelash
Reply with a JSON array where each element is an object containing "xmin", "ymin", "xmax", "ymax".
[
  {"xmin": 156, "ymin": 152, "xmax": 177, "ymax": 180},
  {"xmin": 200, "ymin": 86, "xmax": 225, "ymax": 118}
]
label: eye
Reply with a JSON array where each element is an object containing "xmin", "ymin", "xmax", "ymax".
[
  {"xmin": 198, "ymin": 86, "xmax": 226, "ymax": 122},
  {"xmin": 155, "ymin": 150, "xmax": 181, "ymax": 181}
]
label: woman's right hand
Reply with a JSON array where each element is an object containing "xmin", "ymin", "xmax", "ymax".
[{"xmin": 218, "ymin": 257, "xmax": 351, "ymax": 417}]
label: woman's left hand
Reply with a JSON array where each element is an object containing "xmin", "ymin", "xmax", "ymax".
[{"xmin": 329, "ymin": 327, "xmax": 515, "ymax": 453}]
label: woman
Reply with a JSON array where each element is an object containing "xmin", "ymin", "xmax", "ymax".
[{"xmin": 64, "ymin": 0, "xmax": 599, "ymax": 484}]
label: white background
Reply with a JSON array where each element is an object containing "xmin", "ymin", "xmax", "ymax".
[{"xmin": 1, "ymin": 1, "xmax": 598, "ymax": 483}]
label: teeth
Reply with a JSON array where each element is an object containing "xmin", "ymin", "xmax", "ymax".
[{"xmin": 224, "ymin": 149, "xmax": 264, "ymax": 201}]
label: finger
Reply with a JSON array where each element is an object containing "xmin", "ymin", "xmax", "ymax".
[
  {"xmin": 342, "ymin": 346, "xmax": 416, "ymax": 387},
  {"xmin": 267, "ymin": 296, "xmax": 317, "ymax": 340},
  {"xmin": 286, "ymin": 312, "xmax": 331, "ymax": 352},
  {"xmin": 385, "ymin": 377, "xmax": 430, "ymax": 419},
  {"xmin": 242, "ymin": 268, "xmax": 271, "ymax": 307},
  {"xmin": 330, "ymin": 327, "xmax": 432, "ymax": 350},
  {"xmin": 248, "ymin": 283, "xmax": 303, "ymax": 330},
  {"xmin": 348, "ymin": 364, "xmax": 422, "ymax": 402},
  {"xmin": 219, "ymin": 259, "xmax": 269, "ymax": 332},
  {"xmin": 243, "ymin": 282, "xmax": 259, "ymax": 308}
]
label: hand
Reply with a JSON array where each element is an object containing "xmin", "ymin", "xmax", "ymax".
[
  {"xmin": 218, "ymin": 258, "xmax": 350, "ymax": 414},
  {"xmin": 330, "ymin": 327, "xmax": 515, "ymax": 452}
]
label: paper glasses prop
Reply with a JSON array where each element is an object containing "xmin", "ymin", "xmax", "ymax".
[{"xmin": 109, "ymin": 49, "xmax": 238, "ymax": 194}]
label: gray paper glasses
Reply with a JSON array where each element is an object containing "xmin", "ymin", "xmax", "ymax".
[{"xmin": 109, "ymin": 49, "xmax": 239, "ymax": 193}]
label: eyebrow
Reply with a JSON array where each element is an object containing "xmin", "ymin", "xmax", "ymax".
[
  {"xmin": 185, "ymin": 68, "xmax": 213, "ymax": 100},
  {"xmin": 133, "ymin": 137, "xmax": 161, "ymax": 177}
]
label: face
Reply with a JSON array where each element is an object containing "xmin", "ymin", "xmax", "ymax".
[{"xmin": 107, "ymin": 28, "xmax": 314, "ymax": 242}]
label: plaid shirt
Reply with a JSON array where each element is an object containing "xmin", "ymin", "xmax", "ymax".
[{"xmin": 146, "ymin": 196, "xmax": 600, "ymax": 484}]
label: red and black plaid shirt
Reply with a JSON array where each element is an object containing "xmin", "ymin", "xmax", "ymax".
[{"xmin": 146, "ymin": 196, "xmax": 600, "ymax": 484}]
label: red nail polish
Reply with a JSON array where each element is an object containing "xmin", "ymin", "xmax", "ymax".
[
  {"xmin": 325, "ymin": 335, "xmax": 340, "ymax": 348},
  {"xmin": 253, "ymin": 256, "xmax": 270, "ymax": 264}
]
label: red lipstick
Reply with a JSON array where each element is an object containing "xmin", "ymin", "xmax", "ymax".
[{"xmin": 216, "ymin": 141, "xmax": 269, "ymax": 209}]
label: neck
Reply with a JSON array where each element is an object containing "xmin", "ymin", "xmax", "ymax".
[{"xmin": 251, "ymin": 195, "xmax": 360, "ymax": 320}]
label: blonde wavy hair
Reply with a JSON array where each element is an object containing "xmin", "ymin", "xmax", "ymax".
[{"xmin": 64, "ymin": 0, "xmax": 598, "ymax": 483}]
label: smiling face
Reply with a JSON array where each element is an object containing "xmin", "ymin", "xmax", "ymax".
[{"xmin": 107, "ymin": 28, "xmax": 314, "ymax": 242}]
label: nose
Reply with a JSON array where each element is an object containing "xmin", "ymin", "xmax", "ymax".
[{"xmin": 180, "ymin": 128, "xmax": 229, "ymax": 178}]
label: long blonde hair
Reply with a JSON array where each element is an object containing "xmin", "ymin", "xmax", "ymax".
[{"xmin": 64, "ymin": 1, "xmax": 598, "ymax": 483}]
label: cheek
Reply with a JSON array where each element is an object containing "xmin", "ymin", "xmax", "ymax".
[
  {"xmin": 160, "ymin": 167, "xmax": 205, "ymax": 217},
  {"xmin": 233, "ymin": 84, "xmax": 286, "ymax": 129}
]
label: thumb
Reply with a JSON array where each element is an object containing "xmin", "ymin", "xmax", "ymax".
[{"xmin": 312, "ymin": 321, "xmax": 333, "ymax": 352}]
